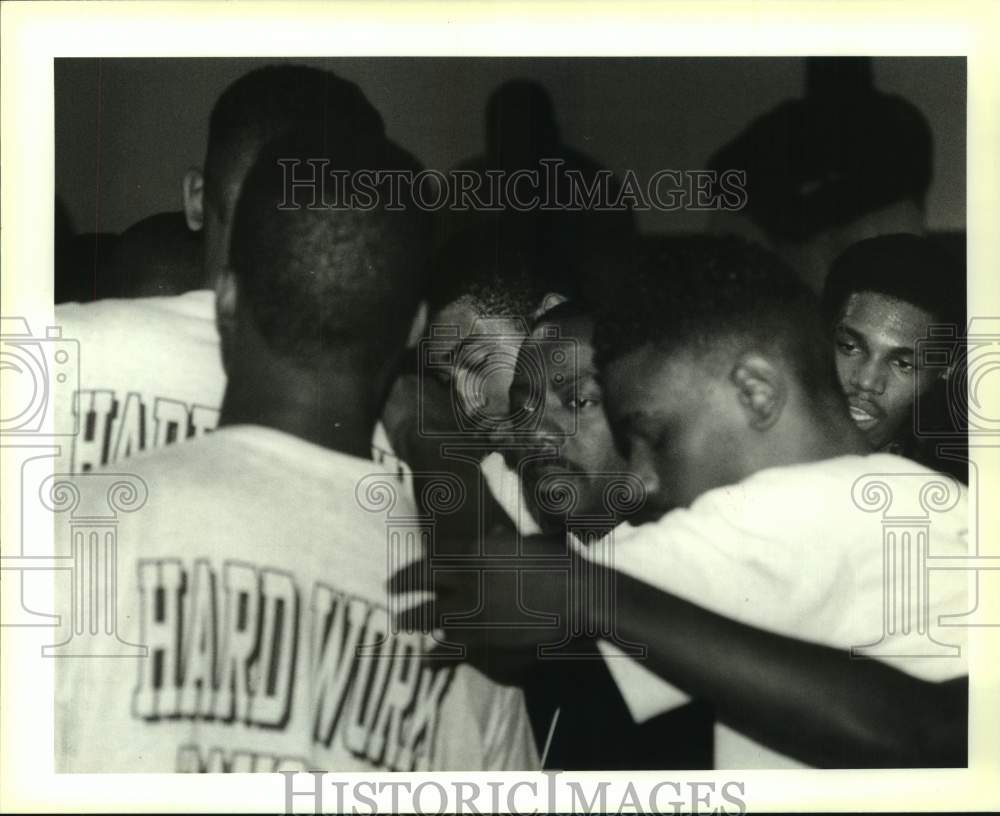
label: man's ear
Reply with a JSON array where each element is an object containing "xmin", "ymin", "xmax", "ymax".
[
  {"xmin": 531, "ymin": 291, "xmax": 569, "ymax": 321},
  {"xmin": 730, "ymin": 354, "xmax": 785, "ymax": 431},
  {"xmin": 183, "ymin": 169, "xmax": 205, "ymax": 232},
  {"xmin": 214, "ymin": 267, "xmax": 238, "ymax": 336}
]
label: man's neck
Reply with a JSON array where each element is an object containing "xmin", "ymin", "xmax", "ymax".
[
  {"xmin": 754, "ymin": 394, "xmax": 871, "ymax": 474},
  {"xmin": 219, "ymin": 359, "xmax": 377, "ymax": 460},
  {"xmin": 799, "ymin": 398, "xmax": 872, "ymax": 462}
]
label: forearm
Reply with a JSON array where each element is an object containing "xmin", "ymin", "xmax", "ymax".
[{"xmin": 593, "ymin": 565, "xmax": 967, "ymax": 767}]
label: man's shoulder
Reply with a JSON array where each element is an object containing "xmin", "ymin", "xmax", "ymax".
[
  {"xmin": 636, "ymin": 453, "xmax": 968, "ymax": 547},
  {"xmin": 63, "ymin": 427, "xmax": 414, "ymax": 549},
  {"xmin": 56, "ymin": 290, "xmax": 217, "ymax": 350},
  {"xmin": 70, "ymin": 425, "xmax": 239, "ymax": 485},
  {"xmin": 97, "ymin": 425, "xmax": 406, "ymax": 498},
  {"xmin": 55, "ymin": 291, "xmax": 223, "ymax": 406},
  {"xmin": 57, "ymin": 290, "xmax": 215, "ymax": 324},
  {"xmin": 687, "ymin": 453, "xmax": 969, "ymax": 556},
  {"xmin": 738, "ymin": 453, "xmax": 968, "ymax": 510}
]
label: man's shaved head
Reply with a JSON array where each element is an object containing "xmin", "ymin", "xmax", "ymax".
[
  {"xmin": 228, "ymin": 131, "xmax": 430, "ymax": 364},
  {"xmin": 593, "ymin": 236, "xmax": 837, "ymax": 399},
  {"xmin": 204, "ymin": 65, "xmax": 384, "ymax": 220}
]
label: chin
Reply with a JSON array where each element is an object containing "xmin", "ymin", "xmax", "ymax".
[{"xmin": 863, "ymin": 424, "xmax": 896, "ymax": 452}]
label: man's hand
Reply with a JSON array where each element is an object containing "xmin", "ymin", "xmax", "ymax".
[{"xmin": 389, "ymin": 531, "xmax": 588, "ymax": 682}]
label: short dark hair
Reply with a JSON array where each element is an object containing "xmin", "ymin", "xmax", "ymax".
[
  {"xmin": 823, "ymin": 234, "xmax": 965, "ymax": 328},
  {"xmin": 205, "ymin": 65, "xmax": 385, "ymax": 217},
  {"xmin": 428, "ymin": 227, "xmax": 556, "ymax": 319},
  {"xmin": 531, "ymin": 297, "xmax": 592, "ymax": 331},
  {"xmin": 107, "ymin": 212, "xmax": 202, "ymax": 297},
  {"xmin": 593, "ymin": 236, "xmax": 837, "ymax": 395},
  {"xmin": 229, "ymin": 131, "xmax": 431, "ymax": 362}
]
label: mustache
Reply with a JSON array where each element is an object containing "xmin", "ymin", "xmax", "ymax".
[
  {"xmin": 845, "ymin": 392, "xmax": 887, "ymax": 420},
  {"xmin": 520, "ymin": 456, "xmax": 586, "ymax": 480}
]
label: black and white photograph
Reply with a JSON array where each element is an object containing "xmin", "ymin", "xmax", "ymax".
[{"xmin": 2, "ymin": 3, "xmax": 999, "ymax": 814}]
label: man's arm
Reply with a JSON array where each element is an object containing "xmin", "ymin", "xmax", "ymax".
[
  {"xmin": 394, "ymin": 534, "xmax": 968, "ymax": 768},
  {"xmin": 600, "ymin": 563, "xmax": 967, "ymax": 768}
]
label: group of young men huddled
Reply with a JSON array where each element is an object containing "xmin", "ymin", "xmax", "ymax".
[{"xmin": 54, "ymin": 64, "xmax": 969, "ymax": 773}]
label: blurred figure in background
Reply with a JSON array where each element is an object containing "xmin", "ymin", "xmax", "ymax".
[
  {"xmin": 54, "ymin": 194, "xmax": 119, "ymax": 304},
  {"xmin": 707, "ymin": 57, "xmax": 935, "ymax": 292},
  {"xmin": 440, "ymin": 79, "xmax": 635, "ymax": 284},
  {"xmin": 55, "ymin": 209, "xmax": 200, "ymax": 301},
  {"xmin": 104, "ymin": 211, "xmax": 203, "ymax": 298}
]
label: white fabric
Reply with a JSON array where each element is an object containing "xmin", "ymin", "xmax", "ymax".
[
  {"xmin": 576, "ymin": 453, "xmax": 969, "ymax": 768},
  {"xmin": 54, "ymin": 426, "xmax": 538, "ymax": 772},
  {"xmin": 481, "ymin": 449, "xmax": 969, "ymax": 768},
  {"xmin": 54, "ymin": 291, "xmax": 226, "ymax": 474},
  {"xmin": 480, "ymin": 451, "xmax": 542, "ymax": 536},
  {"xmin": 53, "ymin": 292, "xmax": 409, "ymax": 484}
]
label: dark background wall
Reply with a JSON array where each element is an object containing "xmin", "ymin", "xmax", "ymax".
[{"xmin": 55, "ymin": 57, "xmax": 965, "ymax": 237}]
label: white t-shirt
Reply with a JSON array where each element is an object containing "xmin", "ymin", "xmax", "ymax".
[
  {"xmin": 54, "ymin": 425, "xmax": 538, "ymax": 772},
  {"xmin": 480, "ymin": 451, "xmax": 542, "ymax": 535},
  {"xmin": 53, "ymin": 293, "xmax": 410, "ymax": 492},
  {"xmin": 54, "ymin": 291, "xmax": 225, "ymax": 474},
  {"xmin": 579, "ymin": 453, "xmax": 970, "ymax": 768}
]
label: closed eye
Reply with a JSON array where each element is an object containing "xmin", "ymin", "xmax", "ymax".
[{"xmin": 834, "ymin": 325, "xmax": 866, "ymax": 357}]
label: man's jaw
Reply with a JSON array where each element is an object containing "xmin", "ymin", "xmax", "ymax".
[{"xmin": 521, "ymin": 456, "xmax": 584, "ymax": 487}]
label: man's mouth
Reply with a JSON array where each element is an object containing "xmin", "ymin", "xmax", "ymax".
[
  {"xmin": 522, "ymin": 458, "xmax": 578, "ymax": 481},
  {"xmin": 847, "ymin": 397, "xmax": 884, "ymax": 429}
]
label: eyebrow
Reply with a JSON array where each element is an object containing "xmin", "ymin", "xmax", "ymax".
[
  {"xmin": 553, "ymin": 365, "xmax": 598, "ymax": 390},
  {"xmin": 838, "ymin": 323, "xmax": 917, "ymax": 358},
  {"xmin": 836, "ymin": 324, "xmax": 868, "ymax": 347}
]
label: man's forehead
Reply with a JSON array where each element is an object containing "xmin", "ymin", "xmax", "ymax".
[
  {"xmin": 431, "ymin": 299, "xmax": 528, "ymax": 339},
  {"xmin": 601, "ymin": 344, "xmax": 689, "ymax": 411},
  {"xmin": 841, "ymin": 291, "xmax": 935, "ymax": 347}
]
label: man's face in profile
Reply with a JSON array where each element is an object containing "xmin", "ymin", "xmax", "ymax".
[
  {"xmin": 601, "ymin": 342, "xmax": 751, "ymax": 519},
  {"xmin": 833, "ymin": 291, "xmax": 942, "ymax": 450},
  {"xmin": 508, "ymin": 312, "xmax": 627, "ymax": 533}
]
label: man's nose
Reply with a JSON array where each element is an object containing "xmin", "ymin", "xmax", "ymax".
[
  {"xmin": 492, "ymin": 399, "xmax": 561, "ymax": 451},
  {"xmin": 850, "ymin": 358, "xmax": 887, "ymax": 395}
]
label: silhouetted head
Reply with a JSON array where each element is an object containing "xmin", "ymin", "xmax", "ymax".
[
  {"xmin": 707, "ymin": 76, "xmax": 934, "ymax": 291},
  {"xmin": 484, "ymin": 79, "xmax": 560, "ymax": 166},
  {"xmin": 106, "ymin": 212, "xmax": 202, "ymax": 297}
]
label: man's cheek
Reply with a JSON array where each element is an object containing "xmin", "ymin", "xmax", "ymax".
[{"xmin": 833, "ymin": 355, "xmax": 853, "ymax": 389}]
